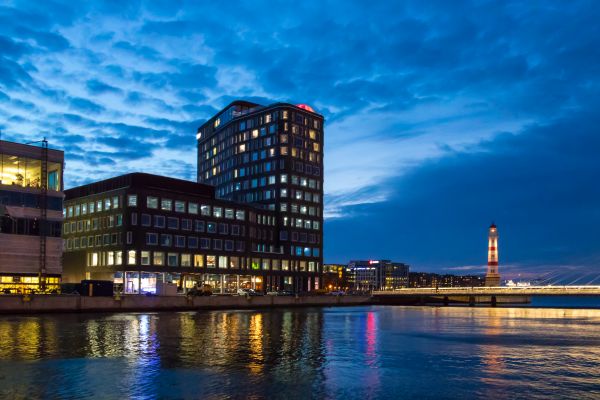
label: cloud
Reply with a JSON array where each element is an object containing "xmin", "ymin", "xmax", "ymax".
[{"xmin": 86, "ymin": 79, "xmax": 122, "ymax": 95}]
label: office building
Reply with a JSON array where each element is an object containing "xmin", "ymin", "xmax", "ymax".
[
  {"xmin": 197, "ymin": 101, "xmax": 324, "ymax": 290},
  {"xmin": 63, "ymin": 173, "xmax": 313, "ymax": 294},
  {"xmin": 0, "ymin": 139, "xmax": 64, "ymax": 293},
  {"xmin": 346, "ymin": 260, "xmax": 409, "ymax": 291},
  {"xmin": 408, "ymin": 272, "xmax": 485, "ymax": 288}
]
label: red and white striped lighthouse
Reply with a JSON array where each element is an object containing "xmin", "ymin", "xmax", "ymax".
[{"xmin": 485, "ymin": 223, "xmax": 501, "ymax": 286}]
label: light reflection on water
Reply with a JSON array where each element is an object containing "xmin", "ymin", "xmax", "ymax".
[{"xmin": 0, "ymin": 306, "xmax": 599, "ymax": 399}]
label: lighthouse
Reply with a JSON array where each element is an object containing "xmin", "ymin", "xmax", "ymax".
[{"xmin": 485, "ymin": 223, "xmax": 501, "ymax": 286}]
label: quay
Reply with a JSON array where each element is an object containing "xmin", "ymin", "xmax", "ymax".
[{"xmin": 0, "ymin": 294, "xmax": 374, "ymax": 314}]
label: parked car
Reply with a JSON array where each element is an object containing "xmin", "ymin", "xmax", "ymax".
[
  {"xmin": 328, "ymin": 290, "xmax": 346, "ymax": 296},
  {"xmin": 238, "ymin": 288, "xmax": 263, "ymax": 296}
]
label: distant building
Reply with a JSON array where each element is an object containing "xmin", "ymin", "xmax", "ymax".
[
  {"xmin": 409, "ymin": 272, "xmax": 484, "ymax": 288},
  {"xmin": 485, "ymin": 223, "xmax": 501, "ymax": 286},
  {"xmin": 323, "ymin": 264, "xmax": 347, "ymax": 290},
  {"xmin": 0, "ymin": 139, "xmax": 64, "ymax": 293},
  {"xmin": 63, "ymin": 173, "xmax": 318, "ymax": 294},
  {"xmin": 346, "ymin": 260, "xmax": 409, "ymax": 291}
]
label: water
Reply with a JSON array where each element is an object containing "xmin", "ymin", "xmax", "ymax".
[{"xmin": 0, "ymin": 303, "xmax": 600, "ymax": 399}]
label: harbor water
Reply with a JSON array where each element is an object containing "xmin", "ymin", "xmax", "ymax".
[{"xmin": 0, "ymin": 301, "xmax": 599, "ymax": 399}]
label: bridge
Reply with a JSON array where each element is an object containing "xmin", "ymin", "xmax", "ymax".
[{"xmin": 373, "ymin": 286, "xmax": 600, "ymax": 297}]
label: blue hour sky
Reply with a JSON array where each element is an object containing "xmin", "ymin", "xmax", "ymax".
[{"xmin": 1, "ymin": 1, "xmax": 599, "ymax": 277}]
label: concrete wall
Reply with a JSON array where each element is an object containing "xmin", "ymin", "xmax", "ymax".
[
  {"xmin": 0, "ymin": 234, "xmax": 62, "ymax": 275},
  {"xmin": 0, "ymin": 294, "xmax": 373, "ymax": 314}
]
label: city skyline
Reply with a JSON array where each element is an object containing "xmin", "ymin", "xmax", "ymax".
[{"xmin": 0, "ymin": 1, "xmax": 599, "ymax": 275}]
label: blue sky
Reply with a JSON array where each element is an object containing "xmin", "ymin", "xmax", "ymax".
[{"xmin": 1, "ymin": 1, "xmax": 599, "ymax": 277}]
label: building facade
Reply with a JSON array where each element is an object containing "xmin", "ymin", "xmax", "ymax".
[
  {"xmin": 196, "ymin": 101, "xmax": 324, "ymax": 290},
  {"xmin": 408, "ymin": 272, "xmax": 485, "ymax": 288},
  {"xmin": 63, "ymin": 173, "xmax": 318, "ymax": 294},
  {"xmin": 323, "ymin": 264, "xmax": 347, "ymax": 291},
  {"xmin": 346, "ymin": 260, "xmax": 409, "ymax": 291},
  {"xmin": 0, "ymin": 140, "xmax": 64, "ymax": 293}
]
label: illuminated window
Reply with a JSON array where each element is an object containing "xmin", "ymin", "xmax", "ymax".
[
  {"xmin": 147, "ymin": 197, "xmax": 158, "ymax": 209},
  {"xmin": 161, "ymin": 199, "xmax": 172, "ymax": 211},
  {"xmin": 201, "ymin": 205, "xmax": 211, "ymax": 216},
  {"xmin": 141, "ymin": 251, "xmax": 151, "ymax": 265},
  {"xmin": 175, "ymin": 201, "xmax": 186, "ymax": 213},
  {"xmin": 153, "ymin": 252, "xmax": 164, "ymax": 266},
  {"xmin": 167, "ymin": 253, "xmax": 178, "ymax": 267},
  {"xmin": 181, "ymin": 254, "xmax": 191, "ymax": 267},
  {"xmin": 127, "ymin": 250, "xmax": 136, "ymax": 265},
  {"xmin": 194, "ymin": 255, "xmax": 204, "ymax": 267},
  {"xmin": 207, "ymin": 255, "xmax": 216, "ymax": 268},
  {"xmin": 213, "ymin": 207, "xmax": 222, "ymax": 218},
  {"xmin": 252, "ymin": 129, "xmax": 259, "ymax": 138},
  {"xmin": 128, "ymin": 195, "xmax": 137, "ymax": 207},
  {"xmin": 225, "ymin": 208, "xmax": 234, "ymax": 219},
  {"xmin": 188, "ymin": 202, "xmax": 198, "ymax": 214},
  {"xmin": 218, "ymin": 256, "xmax": 227, "ymax": 268}
]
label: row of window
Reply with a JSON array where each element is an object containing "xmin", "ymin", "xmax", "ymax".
[
  {"xmin": 63, "ymin": 214, "xmax": 123, "ymax": 234},
  {"xmin": 65, "ymin": 196, "xmax": 120, "ymax": 218},
  {"xmin": 88, "ymin": 250, "xmax": 320, "ymax": 272},
  {"xmin": 145, "ymin": 233, "xmax": 246, "ymax": 252}
]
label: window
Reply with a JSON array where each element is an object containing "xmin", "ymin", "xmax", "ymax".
[
  {"xmin": 194, "ymin": 255, "xmax": 204, "ymax": 267},
  {"xmin": 141, "ymin": 251, "xmax": 151, "ymax": 265},
  {"xmin": 213, "ymin": 239, "xmax": 222, "ymax": 250},
  {"xmin": 97, "ymin": 200, "xmax": 103, "ymax": 212},
  {"xmin": 112, "ymin": 196, "xmax": 119, "ymax": 209},
  {"xmin": 105, "ymin": 198, "xmax": 111, "ymax": 211},
  {"xmin": 141, "ymin": 214, "xmax": 151, "ymax": 227},
  {"xmin": 218, "ymin": 223, "xmax": 229, "ymax": 235},
  {"xmin": 188, "ymin": 203, "xmax": 198, "ymax": 214},
  {"xmin": 89, "ymin": 202, "xmax": 95, "ymax": 213},
  {"xmin": 229, "ymin": 257, "xmax": 240, "ymax": 269},
  {"xmin": 154, "ymin": 215, "xmax": 165, "ymax": 228},
  {"xmin": 224, "ymin": 208, "xmax": 234, "ymax": 219},
  {"xmin": 195, "ymin": 220, "xmax": 205, "ymax": 232},
  {"xmin": 207, "ymin": 222, "xmax": 216, "ymax": 233},
  {"xmin": 160, "ymin": 234, "xmax": 172, "ymax": 246},
  {"xmin": 153, "ymin": 252, "xmax": 164, "ymax": 266},
  {"xmin": 225, "ymin": 240, "xmax": 234, "ymax": 251},
  {"xmin": 116, "ymin": 214, "xmax": 123, "ymax": 226},
  {"xmin": 167, "ymin": 253, "xmax": 178, "ymax": 267},
  {"xmin": 201, "ymin": 205, "xmax": 211, "ymax": 216},
  {"xmin": 213, "ymin": 207, "xmax": 222, "ymax": 218},
  {"xmin": 175, "ymin": 201, "xmax": 186, "ymax": 213},
  {"xmin": 181, "ymin": 219, "xmax": 192, "ymax": 231},
  {"xmin": 200, "ymin": 238, "xmax": 210, "ymax": 249},
  {"xmin": 206, "ymin": 255, "xmax": 216, "ymax": 268},
  {"xmin": 161, "ymin": 199, "xmax": 172, "ymax": 211},
  {"xmin": 280, "ymin": 188, "xmax": 287, "ymax": 198},
  {"xmin": 128, "ymin": 195, "xmax": 137, "ymax": 207},
  {"xmin": 235, "ymin": 210, "xmax": 245, "ymax": 220},
  {"xmin": 231, "ymin": 225, "xmax": 240, "ymax": 235},
  {"xmin": 146, "ymin": 233, "xmax": 158, "ymax": 245},
  {"xmin": 218, "ymin": 256, "xmax": 227, "ymax": 269},
  {"xmin": 167, "ymin": 217, "xmax": 179, "ymax": 230},
  {"xmin": 147, "ymin": 197, "xmax": 158, "ymax": 209},
  {"xmin": 115, "ymin": 251, "xmax": 122, "ymax": 265},
  {"xmin": 181, "ymin": 254, "xmax": 191, "ymax": 267},
  {"xmin": 127, "ymin": 250, "xmax": 136, "ymax": 265},
  {"xmin": 188, "ymin": 236, "xmax": 198, "ymax": 248},
  {"xmin": 175, "ymin": 236, "xmax": 185, "ymax": 247}
]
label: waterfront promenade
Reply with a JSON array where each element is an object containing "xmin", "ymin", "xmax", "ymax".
[{"xmin": 0, "ymin": 294, "xmax": 373, "ymax": 314}]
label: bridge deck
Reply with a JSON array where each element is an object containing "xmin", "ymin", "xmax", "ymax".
[{"xmin": 372, "ymin": 286, "xmax": 600, "ymax": 297}]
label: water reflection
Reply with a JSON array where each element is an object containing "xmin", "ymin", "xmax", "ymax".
[{"xmin": 0, "ymin": 306, "xmax": 599, "ymax": 399}]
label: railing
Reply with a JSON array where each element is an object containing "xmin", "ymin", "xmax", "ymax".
[{"xmin": 372, "ymin": 286, "xmax": 600, "ymax": 296}]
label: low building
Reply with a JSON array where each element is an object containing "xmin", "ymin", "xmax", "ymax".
[
  {"xmin": 0, "ymin": 139, "xmax": 64, "ymax": 293},
  {"xmin": 63, "ymin": 173, "xmax": 320, "ymax": 294},
  {"xmin": 408, "ymin": 272, "xmax": 485, "ymax": 288},
  {"xmin": 346, "ymin": 260, "xmax": 409, "ymax": 291},
  {"xmin": 323, "ymin": 264, "xmax": 347, "ymax": 291}
]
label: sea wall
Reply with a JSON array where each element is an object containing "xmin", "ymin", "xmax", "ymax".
[{"xmin": 0, "ymin": 294, "xmax": 374, "ymax": 314}]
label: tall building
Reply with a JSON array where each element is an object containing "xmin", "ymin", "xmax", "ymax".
[
  {"xmin": 0, "ymin": 139, "xmax": 64, "ymax": 293},
  {"xmin": 197, "ymin": 101, "xmax": 324, "ymax": 291},
  {"xmin": 346, "ymin": 260, "xmax": 409, "ymax": 291},
  {"xmin": 485, "ymin": 222, "xmax": 500, "ymax": 286}
]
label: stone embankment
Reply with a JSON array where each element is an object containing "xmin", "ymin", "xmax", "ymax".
[{"xmin": 0, "ymin": 294, "xmax": 374, "ymax": 314}]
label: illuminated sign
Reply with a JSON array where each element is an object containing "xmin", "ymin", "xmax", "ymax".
[{"xmin": 296, "ymin": 104, "xmax": 315, "ymax": 113}]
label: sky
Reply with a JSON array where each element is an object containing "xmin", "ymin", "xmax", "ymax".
[{"xmin": 0, "ymin": 0, "xmax": 599, "ymax": 278}]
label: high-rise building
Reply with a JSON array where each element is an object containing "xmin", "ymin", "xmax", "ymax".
[
  {"xmin": 0, "ymin": 139, "xmax": 64, "ymax": 293},
  {"xmin": 485, "ymin": 222, "xmax": 500, "ymax": 286},
  {"xmin": 197, "ymin": 101, "xmax": 324, "ymax": 291}
]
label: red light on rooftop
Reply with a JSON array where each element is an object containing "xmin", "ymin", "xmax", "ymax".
[{"xmin": 296, "ymin": 104, "xmax": 315, "ymax": 113}]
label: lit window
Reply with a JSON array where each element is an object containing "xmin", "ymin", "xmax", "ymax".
[
  {"xmin": 141, "ymin": 251, "xmax": 151, "ymax": 265},
  {"xmin": 175, "ymin": 201, "xmax": 186, "ymax": 213},
  {"xmin": 213, "ymin": 207, "xmax": 222, "ymax": 218},
  {"xmin": 188, "ymin": 203, "xmax": 198, "ymax": 214},
  {"xmin": 128, "ymin": 195, "xmax": 137, "ymax": 207},
  {"xmin": 161, "ymin": 199, "xmax": 172, "ymax": 211},
  {"xmin": 181, "ymin": 254, "xmax": 191, "ymax": 267},
  {"xmin": 235, "ymin": 210, "xmax": 245, "ymax": 220},
  {"xmin": 147, "ymin": 197, "xmax": 158, "ymax": 209},
  {"xmin": 207, "ymin": 255, "xmax": 216, "ymax": 268},
  {"xmin": 201, "ymin": 205, "xmax": 211, "ymax": 216},
  {"xmin": 167, "ymin": 253, "xmax": 178, "ymax": 267},
  {"xmin": 153, "ymin": 252, "xmax": 164, "ymax": 266},
  {"xmin": 127, "ymin": 250, "xmax": 136, "ymax": 265}
]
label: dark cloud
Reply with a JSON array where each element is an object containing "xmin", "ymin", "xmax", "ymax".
[
  {"xmin": 86, "ymin": 79, "xmax": 122, "ymax": 95},
  {"xmin": 68, "ymin": 97, "xmax": 105, "ymax": 114}
]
